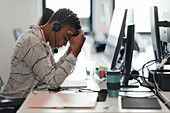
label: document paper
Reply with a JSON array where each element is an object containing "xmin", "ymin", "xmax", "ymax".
[{"xmin": 28, "ymin": 92, "xmax": 98, "ymax": 108}]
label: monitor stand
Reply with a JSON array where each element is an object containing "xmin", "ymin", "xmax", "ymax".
[
  {"xmin": 120, "ymin": 81, "xmax": 139, "ymax": 88},
  {"xmin": 119, "ymin": 84, "xmax": 139, "ymax": 92},
  {"xmin": 120, "ymin": 84, "xmax": 139, "ymax": 88}
]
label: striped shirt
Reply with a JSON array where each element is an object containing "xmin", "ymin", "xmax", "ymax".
[{"xmin": 0, "ymin": 25, "xmax": 77, "ymax": 99}]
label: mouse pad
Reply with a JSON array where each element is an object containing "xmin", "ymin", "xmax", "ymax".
[
  {"xmin": 97, "ymin": 89, "xmax": 107, "ymax": 102},
  {"xmin": 121, "ymin": 96, "xmax": 161, "ymax": 109}
]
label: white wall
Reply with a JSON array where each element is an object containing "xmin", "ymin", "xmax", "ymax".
[
  {"xmin": 115, "ymin": 0, "xmax": 160, "ymax": 33},
  {"xmin": 92, "ymin": 0, "xmax": 113, "ymax": 42},
  {"xmin": 0, "ymin": 0, "xmax": 42, "ymax": 83}
]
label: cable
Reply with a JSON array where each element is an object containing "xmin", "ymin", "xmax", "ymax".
[
  {"xmin": 131, "ymin": 73, "xmax": 153, "ymax": 89},
  {"xmin": 138, "ymin": 60, "xmax": 155, "ymax": 72},
  {"xmin": 137, "ymin": 60, "xmax": 156, "ymax": 77},
  {"xmin": 131, "ymin": 60, "xmax": 157, "ymax": 90},
  {"xmin": 135, "ymin": 54, "xmax": 169, "ymax": 92},
  {"xmin": 151, "ymin": 53, "xmax": 170, "ymax": 94},
  {"xmin": 164, "ymin": 100, "xmax": 170, "ymax": 106},
  {"xmin": 131, "ymin": 74, "xmax": 143, "ymax": 86},
  {"xmin": 157, "ymin": 53, "xmax": 170, "ymax": 69},
  {"xmin": 153, "ymin": 70, "xmax": 162, "ymax": 92}
]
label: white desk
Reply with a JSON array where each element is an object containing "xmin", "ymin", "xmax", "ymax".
[
  {"xmin": 17, "ymin": 89, "xmax": 169, "ymax": 113},
  {"xmin": 17, "ymin": 74, "xmax": 170, "ymax": 113}
]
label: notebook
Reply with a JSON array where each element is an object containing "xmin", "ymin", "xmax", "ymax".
[
  {"xmin": 61, "ymin": 80, "xmax": 87, "ymax": 88},
  {"xmin": 28, "ymin": 92, "xmax": 98, "ymax": 108},
  {"xmin": 121, "ymin": 96, "xmax": 162, "ymax": 109}
]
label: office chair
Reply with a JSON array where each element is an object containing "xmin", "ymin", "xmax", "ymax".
[
  {"xmin": 0, "ymin": 76, "xmax": 25, "ymax": 113},
  {"xmin": 13, "ymin": 28, "xmax": 23, "ymax": 41}
]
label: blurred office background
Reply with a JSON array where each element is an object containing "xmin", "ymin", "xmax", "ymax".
[{"xmin": 0, "ymin": 0, "xmax": 170, "ymax": 83}]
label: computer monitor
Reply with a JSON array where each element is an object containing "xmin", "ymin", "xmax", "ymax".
[
  {"xmin": 103, "ymin": 9, "xmax": 137, "ymax": 87},
  {"xmin": 103, "ymin": 8, "xmax": 127, "ymax": 70},
  {"xmin": 121, "ymin": 24, "xmax": 135, "ymax": 86},
  {"xmin": 150, "ymin": 6, "xmax": 162, "ymax": 64}
]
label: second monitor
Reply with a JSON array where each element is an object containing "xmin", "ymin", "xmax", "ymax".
[{"xmin": 103, "ymin": 8, "xmax": 136, "ymax": 87}]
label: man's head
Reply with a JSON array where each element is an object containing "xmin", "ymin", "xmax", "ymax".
[
  {"xmin": 43, "ymin": 8, "xmax": 81, "ymax": 49},
  {"xmin": 48, "ymin": 8, "xmax": 81, "ymax": 32}
]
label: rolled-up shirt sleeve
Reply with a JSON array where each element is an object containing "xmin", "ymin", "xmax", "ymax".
[
  {"xmin": 49, "ymin": 53, "xmax": 77, "ymax": 88},
  {"xmin": 50, "ymin": 52, "xmax": 68, "ymax": 69}
]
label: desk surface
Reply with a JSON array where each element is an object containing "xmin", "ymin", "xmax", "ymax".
[{"xmin": 17, "ymin": 90, "xmax": 169, "ymax": 113}]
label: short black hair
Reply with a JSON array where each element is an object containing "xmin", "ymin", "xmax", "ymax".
[
  {"xmin": 48, "ymin": 8, "xmax": 81, "ymax": 31},
  {"xmin": 39, "ymin": 8, "xmax": 54, "ymax": 26}
]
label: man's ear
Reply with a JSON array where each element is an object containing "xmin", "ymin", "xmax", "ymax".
[
  {"xmin": 52, "ymin": 21, "xmax": 61, "ymax": 32},
  {"xmin": 52, "ymin": 21, "xmax": 59, "ymax": 25}
]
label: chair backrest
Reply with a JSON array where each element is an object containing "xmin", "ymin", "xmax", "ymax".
[
  {"xmin": 0, "ymin": 76, "xmax": 25, "ymax": 113},
  {"xmin": 13, "ymin": 28, "xmax": 23, "ymax": 41}
]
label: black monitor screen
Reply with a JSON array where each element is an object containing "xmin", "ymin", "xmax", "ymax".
[
  {"xmin": 121, "ymin": 24, "xmax": 135, "ymax": 85},
  {"xmin": 150, "ymin": 6, "xmax": 162, "ymax": 64},
  {"xmin": 103, "ymin": 8, "xmax": 127, "ymax": 70}
]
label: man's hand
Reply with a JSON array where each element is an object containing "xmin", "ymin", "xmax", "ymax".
[{"xmin": 67, "ymin": 29, "xmax": 86, "ymax": 57}]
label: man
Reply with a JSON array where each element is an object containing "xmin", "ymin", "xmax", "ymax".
[{"xmin": 0, "ymin": 8, "xmax": 86, "ymax": 99}]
